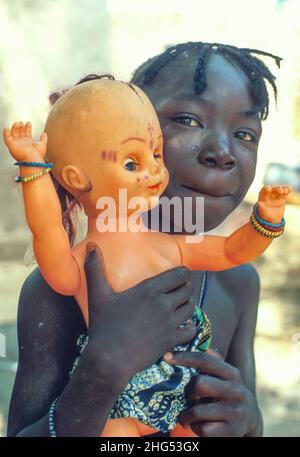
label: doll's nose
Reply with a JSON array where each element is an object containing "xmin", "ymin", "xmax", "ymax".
[{"xmin": 149, "ymin": 161, "xmax": 161, "ymax": 175}]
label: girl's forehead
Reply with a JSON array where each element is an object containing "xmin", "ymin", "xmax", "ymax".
[{"xmin": 147, "ymin": 53, "xmax": 252, "ymax": 106}]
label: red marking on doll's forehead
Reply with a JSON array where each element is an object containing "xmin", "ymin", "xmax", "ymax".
[
  {"xmin": 101, "ymin": 150, "xmax": 117, "ymax": 162},
  {"xmin": 147, "ymin": 122, "xmax": 154, "ymax": 133},
  {"xmin": 121, "ymin": 137, "xmax": 146, "ymax": 144}
]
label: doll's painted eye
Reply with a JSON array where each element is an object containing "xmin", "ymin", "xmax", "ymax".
[{"xmin": 124, "ymin": 157, "xmax": 138, "ymax": 171}]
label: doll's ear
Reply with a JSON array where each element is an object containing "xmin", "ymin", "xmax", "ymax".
[{"xmin": 61, "ymin": 165, "xmax": 91, "ymax": 192}]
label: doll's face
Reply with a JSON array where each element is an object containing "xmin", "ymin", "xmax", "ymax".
[
  {"xmin": 85, "ymin": 117, "xmax": 168, "ymax": 213},
  {"xmin": 45, "ymin": 80, "xmax": 169, "ymax": 216}
]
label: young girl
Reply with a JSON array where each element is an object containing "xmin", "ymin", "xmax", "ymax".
[{"xmin": 4, "ymin": 69, "xmax": 289, "ymax": 435}]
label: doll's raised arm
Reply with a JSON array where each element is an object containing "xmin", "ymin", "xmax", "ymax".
[
  {"xmin": 4, "ymin": 122, "xmax": 80, "ymax": 295},
  {"xmin": 174, "ymin": 186, "xmax": 291, "ymax": 271}
]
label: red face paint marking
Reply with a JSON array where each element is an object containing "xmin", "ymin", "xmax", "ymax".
[
  {"xmin": 101, "ymin": 150, "xmax": 117, "ymax": 161},
  {"xmin": 147, "ymin": 122, "xmax": 154, "ymax": 134},
  {"xmin": 147, "ymin": 122, "xmax": 155, "ymax": 151}
]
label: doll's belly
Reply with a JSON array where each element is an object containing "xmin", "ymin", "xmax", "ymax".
[{"xmin": 73, "ymin": 234, "xmax": 181, "ymax": 325}]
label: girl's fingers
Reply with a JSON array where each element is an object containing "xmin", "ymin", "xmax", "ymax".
[
  {"xmin": 179, "ymin": 402, "xmax": 228, "ymax": 427},
  {"xmin": 164, "ymin": 350, "xmax": 242, "ymax": 382},
  {"xmin": 174, "ymin": 324, "xmax": 197, "ymax": 346}
]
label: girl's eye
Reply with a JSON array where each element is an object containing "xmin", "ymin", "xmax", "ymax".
[
  {"xmin": 154, "ymin": 152, "xmax": 162, "ymax": 160},
  {"xmin": 123, "ymin": 157, "xmax": 138, "ymax": 171},
  {"xmin": 234, "ymin": 131, "xmax": 256, "ymax": 143},
  {"xmin": 172, "ymin": 116, "xmax": 202, "ymax": 128}
]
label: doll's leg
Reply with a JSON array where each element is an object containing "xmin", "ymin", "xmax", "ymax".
[
  {"xmin": 101, "ymin": 418, "xmax": 159, "ymax": 437},
  {"xmin": 170, "ymin": 423, "xmax": 198, "ymax": 437},
  {"xmin": 101, "ymin": 418, "xmax": 141, "ymax": 437}
]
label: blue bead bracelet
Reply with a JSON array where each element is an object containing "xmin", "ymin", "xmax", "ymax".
[
  {"xmin": 14, "ymin": 161, "xmax": 53, "ymax": 168},
  {"xmin": 49, "ymin": 398, "xmax": 58, "ymax": 437},
  {"xmin": 253, "ymin": 203, "xmax": 285, "ymax": 229}
]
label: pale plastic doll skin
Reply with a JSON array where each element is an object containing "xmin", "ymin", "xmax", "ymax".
[{"xmin": 3, "ymin": 79, "xmax": 291, "ymax": 437}]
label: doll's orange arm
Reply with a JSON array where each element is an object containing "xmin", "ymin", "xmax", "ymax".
[
  {"xmin": 174, "ymin": 185, "xmax": 291, "ymax": 271},
  {"xmin": 4, "ymin": 123, "xmax": 80, "ymax": 295},
  {"xmin": 24, "ymin": 172, "xmax": 80, "ymax": 295},
  {"xmin": 174, "ymin": 221, "xmax": 273, "ymax": 271}
]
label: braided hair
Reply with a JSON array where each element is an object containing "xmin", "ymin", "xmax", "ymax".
[{"xmin": 131, "ymin": 42, "xmax": 282, "ymax": 120}]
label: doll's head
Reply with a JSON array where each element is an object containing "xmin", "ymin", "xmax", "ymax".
[
  {"xmin": 131, "ymin": 42, "xmax": 281, "ymax": 232},
  {"xmin": 45, "ymin": 77, "xmax": 168, "ymax": 219}
]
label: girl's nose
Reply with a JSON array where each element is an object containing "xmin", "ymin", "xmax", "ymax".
[
  {"xmin": 198, "ymin": 149, "xmax": 236, "ymax": 170},
  {"xmin": 197, "ymin": 137, "xmax": 236, "ymax": 170}
]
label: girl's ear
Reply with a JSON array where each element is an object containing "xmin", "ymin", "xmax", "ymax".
[{"xmin": 61, "ymin": 165, "xmax": 91, "ymax": 193}]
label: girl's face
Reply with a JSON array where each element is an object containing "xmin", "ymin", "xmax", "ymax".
[{"xmin": 144, "ymin": 53, "xmax": 262, "ymax": 232}]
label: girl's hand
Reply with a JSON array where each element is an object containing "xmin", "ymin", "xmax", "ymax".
[
  {"xmin": 165, "ymin": 351, "xmax": 262, "ymax": 437},
  {"xmin": 257, "ymin": 185, "xmax": 292, "ymax": 224},
  {"xmin": 3, "ymin": 122, "xmax": 47, "ymax": 162}
]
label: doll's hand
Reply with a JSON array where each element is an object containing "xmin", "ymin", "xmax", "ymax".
[
  {"xmin": 3, "ymin": 122, "xmax": 47, "ymax": 162},
  {"xmin": 257, "ymin": 185, "xmax": 292, "ymax": 224}
]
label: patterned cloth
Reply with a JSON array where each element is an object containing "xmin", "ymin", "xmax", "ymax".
[
  {"xmin": 110, "ymin": 308, "xmax": 211, "ymax": 432},
  {"xmin": 70, "ymin": 274, "xmax": 211, "ymax": 433}
]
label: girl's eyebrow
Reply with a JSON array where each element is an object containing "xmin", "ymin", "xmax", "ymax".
[
  {"xmin": 168, "ymin": 94, "xmax": 214, "ymax": 108},
  {"xmin": 239, "ymin": 108, "xmax": 260, "ymax": 118},
  {"xmin": 121, "ymin": 137, "xmax": 146, "ymax": 144}
]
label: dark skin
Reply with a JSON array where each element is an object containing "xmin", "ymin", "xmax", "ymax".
[{"xmin": 8, "ymin": 53, "xmax": 263, "ymax": 437}]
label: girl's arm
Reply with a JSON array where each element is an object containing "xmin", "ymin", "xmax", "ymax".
[
  {"xmin": 174, "ymin": 186, "xmax": 291, "ymax": 271},
  {"xmin": 3, "ymin": 121, "xmax": 80, "ymax": 295}
]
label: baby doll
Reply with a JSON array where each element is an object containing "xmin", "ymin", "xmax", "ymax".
[{"xmin": 4, "ymin": 77, "xmax": 290, "ymax": 437}]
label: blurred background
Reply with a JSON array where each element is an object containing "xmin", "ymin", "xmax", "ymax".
[{"xmin": 0, "ymin": 0, "xmax": 299, "ymax": 436}]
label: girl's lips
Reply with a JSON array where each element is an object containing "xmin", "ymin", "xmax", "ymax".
[{"xmin": 181, "ymin": 184, "xmax": 232, "ymax": 198}]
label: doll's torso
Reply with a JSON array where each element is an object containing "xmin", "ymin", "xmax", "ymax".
[{"xmin": 72, "ymin": 230, "xmax": 181, "ymax": 325}]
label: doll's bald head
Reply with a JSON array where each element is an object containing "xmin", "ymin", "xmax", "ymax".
[
  {"xmin": 45, "ymin": 79, "xmax": 158, "ymax": 167},
  {"xmin": 45, "ymin": 78, "xmax": 166, "ymax": 216}
]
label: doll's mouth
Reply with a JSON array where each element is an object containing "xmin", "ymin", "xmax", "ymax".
[
  {"xmin": 148, "ymin": 181, "xmax": 162, "ymax": 194},
  {"xmin": 181, "ymin": 184, "xmax": 232, "ymax": 198}
]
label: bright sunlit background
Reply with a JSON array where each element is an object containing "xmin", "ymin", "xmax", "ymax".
[{"xmin": 0, "ymin": 0, "xmax": 299, "ymax": 436}]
